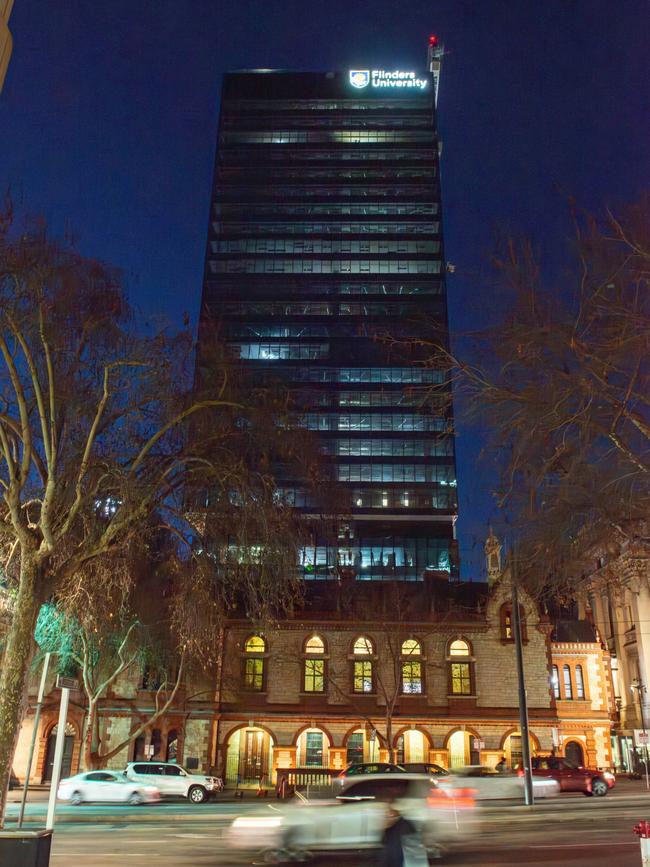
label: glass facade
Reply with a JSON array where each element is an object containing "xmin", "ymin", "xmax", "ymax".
[{"xmin": 199, "ymin": 70, "xmax": 457, "ymax": 582}]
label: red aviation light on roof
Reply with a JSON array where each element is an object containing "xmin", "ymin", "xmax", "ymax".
[{"xmin": 428, "ymin": 35, "xmax": 439, "ymax": 46}]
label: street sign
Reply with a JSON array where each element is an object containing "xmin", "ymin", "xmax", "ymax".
[
  {"xmin": 56, "ymin": 675, "xmax": 79, "ymax": 691},
  {"xmin": 473, "ymin": 738, "xmax": 485, "ymax": 750},
  {"xmin": 145, "ymin": 744, "xmax": 155, "ymax": 758},
  {"xmin": 635, "ymin": 730, "xmax": 649, "ymax": 746}
]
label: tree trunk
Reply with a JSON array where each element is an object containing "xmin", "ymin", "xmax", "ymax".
[
  {"xmin": 0, "ymin": 556, "xmax": 43, "ymax": 825},
  {"xmin": 82, "ymin": 699, "xmax": 100, "ymax": 771}
]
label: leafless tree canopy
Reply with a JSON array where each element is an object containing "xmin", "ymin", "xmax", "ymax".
[{"xmin": 417, "ymin": 196, "xmax": 650, "ymax": 589}]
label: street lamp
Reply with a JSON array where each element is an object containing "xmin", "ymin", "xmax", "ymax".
[{"xmin": 631, "ymin": 679, "xmax": 650, "ymax": 790}]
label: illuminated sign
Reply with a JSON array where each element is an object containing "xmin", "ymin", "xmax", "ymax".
[{"xmin": 348, "ymin": 69, "xmax": 427, "ymax": 90}]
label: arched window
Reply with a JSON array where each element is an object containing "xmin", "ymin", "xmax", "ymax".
[
  {"xmin": 447, "ymin": 638, "xmax": 473, "ymax": 696},
  {"xmin": 305, "ymin": 635, "xmax": 325, "ymax": 654},
  {"xmin": 304, "ymin": 635, "xmax": 325, "ymax": 693},
  {"xmin": 401, "ymin": 639, "xmax": 423, "ymax": 694},
  {"xmin": 575, "ymin": 665, "xmax": 585, "ymax": 699},
  {"xmin": 353, "ymin": 636, "xmax": 374, "ymax": 655},
  {"xmin": 401, "ymin": 638, "xmax": 421, "ymax": 656},
  {"xmin": 551, "ymin": 665, "xmax": 560, "ymax": 699},
  {"xmin": 352, "ymin": 636, "xmax": 374, "ymax": 693},
  {"xmin": 245, "ymin": 635, "xmax": 266, "ymax": 654},
  {"xmin": 243, "ymin": 635, "xmax": 266, "ymax": 691},
  {"xmin": 563, "ymin": 664, "xmax": 573, "ymax": 700},
  {"xmin": 449, "ymin": 639, "xmax": 470, "ymax": 656}
]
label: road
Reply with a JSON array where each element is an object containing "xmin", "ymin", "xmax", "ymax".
[{"xmin": 4, "ymin": 789, "xmax": 650, "ymax": 866}]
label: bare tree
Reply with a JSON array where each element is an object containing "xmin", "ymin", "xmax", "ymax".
[
  {"xmin": 0, "ymin": 211, "xmax": 310, "ymax": 815},
  {"xmin": 410, "ymin": 196, "xmax": 650, "ymax": 589}
]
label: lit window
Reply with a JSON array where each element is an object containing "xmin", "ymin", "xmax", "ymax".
[
  {"xmin": 402, "ymin": 639, "xmax": 421, "ymax": 656},
  {"xmin": 304, "ymin": 659, "xmax": 325, "ymax": 693},
  {"xmin": 449, "ymin": 639, "xmax": 470, "ymax": 656},
  {"xmin": 551, "ymin": 665, "xmax": 560, "ymax": 698},
  {"xmin": 353, "ymin": 636, "xmax": 374, "ymax": 655},
  {"xmin": 305, "ymin": 635, "xmax": 325, "ymax": 654},
  {"xmin": 402, "ymin": 662, "xmax": 422, "ymax": 694},
  {"xmin": 450, "ymin": 663, "xmax": 472, "ymax": 695},
  {"xmin": 563, "ymin": 665, "xmax": 573, "ymax": 699},
  {"xmin": 575, "ymin": 665, "xmax": 585, "ymax": 699},
  {"xmin": 353, "ymin": 660, "xmax": 374, "ymax": 693},
  {"xmin": 243, "ymin": 635, "xmax": 266, "ymax": 691}
]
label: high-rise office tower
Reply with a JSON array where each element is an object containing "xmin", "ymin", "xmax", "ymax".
[
  {"xmin": 198, "ymin": 40, "xmax": 458, "ymax": 584},
  {"xmin": 0, "ymin": 0, "xmax": 14, "ymax": 93}
]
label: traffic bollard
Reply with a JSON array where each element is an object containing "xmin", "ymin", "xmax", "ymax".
[{"xmin": 633, "ymin": 820, "xmax": 650, "ymax": 866}]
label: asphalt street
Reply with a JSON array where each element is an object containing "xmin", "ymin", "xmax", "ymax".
[{"xmin": 3, "ymin": 790, "xmax": 650, "ymax": 866}]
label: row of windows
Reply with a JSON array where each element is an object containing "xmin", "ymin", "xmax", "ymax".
[
  {"xmin": 242, "ymin": 634, "xmax": 473, "ymax": 696},
  {"xmin": 215, "ymin": 203, "xmax": 439, "ymax": 217},
  {"xmin": 223, "ymin": 115, "xmax": 433, "ymax": 130},
  {"xmin": 213, "ymin": 239, "xmax": 440, "ymax": 254},
  {"xmin": 210, "ymin": 281, "xmax": 444, "ymax": 298},
  {"xmin": 337, "ymin": 464, "xmax": 456, "ymax": 483},
  {"xmin": 301, "ymin": 413, "xmax": 447, "ymax": 432},
  {"xmin": 211, "ymin": 259, "xmax": 442, "ymax": 274},
  {"xmin": 300, "ymin": 540, "xmax": 452, "ymax": 571},
  {"xmin": 322, "ymin": 438, "xmax": 454, "ymax": 457},
  {"xmin": 217, "ymin": 186, "xmax": 437, "ymax": 200},
  {"xmin": 322, "ymin": 392, "xmax": 430, "ymax": 408},
  {"xmin": 270, "ymin": 367, "xmax": 444, "ymax": 384},
  {"xmin": 231, "ymin": 343, "xmax": 329, "ymax": 360},
  {"xmin": 221, "ymin": 148, "xmax": 437, "ymax": 163},
  {"xmin": 228, "ymin": 325, "xmax": 330, "ymax": 338},
  {"xmin": 218, "ymin": 168, "xmax": 436, "ymax": 181},
  {"xmin": 551, "ymin": 664, "xmax": 586, "ymax": 700},
  {"xmin": 221, "ymin": 131, "xmax": 436, "ymax": 144},
  {"xmin": 219, "ymin": 301, "xmax": 439, "ymax": 316},
  {"xmin": 224, "ymin": 99, "xmax": 429, "ymax": 112},
  {"xmin": 214, "ymin": 222, "xmax": 440, "ymax": 236},
  {"xmin": 276, "ymin": 486, "xmax": 455, "ymax": 511}
]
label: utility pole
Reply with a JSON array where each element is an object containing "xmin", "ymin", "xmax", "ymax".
[
  {"xmin": 512, "ymin": 548, "xmax": 534, "ymax": 806},
  {"xmin": 633, "ymin": 680, "xmax": 650, "ymax": 791}
]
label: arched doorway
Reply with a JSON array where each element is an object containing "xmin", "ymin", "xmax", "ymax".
[
  {"xmin": 447, "ymin": 730, "xmax": 473, "ymax": 768},
  {"xmin": 296, "ymin": 728, "xmax": 330, "ymax": 768},
  {"xmin": 346, "ymin": 728, "xmax": 379, "ymax": 765},
  {"xmin": 225, "ymin": 727, "xmax": 275, "ymax": 786},
  {"xmin": 42, "ymin": 723, "xmax": 75, "ymax": 782},
  {"xmin": 503, "ymin": 732, "xmax": 538, "ymax": 769},
  {"xmin": 565, "ymin": 740, "xmax": 585, "ymax": 767},
  {"xmin": 396, "ymin": 730, "xmax": 427, "ymax": 765}
]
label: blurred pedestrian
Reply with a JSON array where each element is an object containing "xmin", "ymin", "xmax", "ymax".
[
  {"xmin": 495, "ymin": 755, "xmax": 508, "ymax": 774},
  {"xmin": 380, "ymin": 801, "xmax": 428, "ymax": 867}
]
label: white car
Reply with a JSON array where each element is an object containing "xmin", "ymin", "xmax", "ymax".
[
  {"xmin": 124, "ymin": 761, "xmax": 223, "ymax": 804},
  {"xmin": 57, "ymin": 771, "xmax": 160, "ymax": 805},
  {"xmin": 448, "ymin": 765, "xmax": 560, "ymax": 799},
  {"xmin": 227, "ymin": 773, "xmax": 478, "ymax": 863}
]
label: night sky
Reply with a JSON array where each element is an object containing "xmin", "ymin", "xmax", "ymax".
[{"xmin": 2, "ymin": 1, "xmax": 648, "ymax": 579}]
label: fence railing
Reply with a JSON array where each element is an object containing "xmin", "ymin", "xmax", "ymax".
[{"xmin": 275, "ymin": 767, "xmax": 338, "ymax": 798}]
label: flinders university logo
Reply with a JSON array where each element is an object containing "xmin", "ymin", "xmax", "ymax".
[{"xmin": 349, "ymin": 70, "xmax": 370, "ymax": 88}]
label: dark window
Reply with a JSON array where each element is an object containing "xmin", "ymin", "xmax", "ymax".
[
  {"xmin": 165, "ymin": 765, "xmax": 184, "ymax": 776},
  {"xmin": 86, "ymin": 772, "xmax": 115, "ymax": 781},
  {"xmin": 346, "ymin": 733, "xmax": 364, "ymax": 764}
]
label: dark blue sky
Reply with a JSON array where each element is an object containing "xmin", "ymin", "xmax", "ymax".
[{"xmin": 2, "ymin": 1, "xmax": 648, "ymax": 578}]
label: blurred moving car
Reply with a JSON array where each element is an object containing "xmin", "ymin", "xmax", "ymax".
[
  {"xmin": 124, "ymin": 761, "xmax": 223, "ymax": 803},
  {"xmin": 450, "ymin": 765, "xmax": 559, "ymax": 799},
  {"xmin": 57, "ymin": 771, "xmax": 160, "ymax": 805},
  {"xmin": 530, "ymin": 757, "xmax": 615, "ymax": 796},
  {"xmin": 227, "ymin": 773, "xmax": 478, "ymax": 864},
  {"xmin": 335, "ymin": 762, "xmax": 405, "ymax": 790}
]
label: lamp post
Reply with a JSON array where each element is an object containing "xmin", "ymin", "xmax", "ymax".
[{"xmin": 632, "ymin": 679, "xmax": 650, "ymax": 790}]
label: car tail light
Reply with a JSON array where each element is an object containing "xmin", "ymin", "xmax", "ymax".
[
  {"xmin": 428, "ymin": 787, "xmax": 476, "ymax": 809},
  {"xmin": 517, "ymin": 768, "xmax": 524, "ymax": 777}
]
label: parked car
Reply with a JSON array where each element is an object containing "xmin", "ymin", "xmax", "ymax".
[
  {"xmin": 335, "ymin": 762, "xmax": 406, "ymax": 790},
  {"xmin": 124, "ymin": 761, "xmax": 223, "ymax": 803},
  {"xmin": 530, "ymin": 757, "xmax": 615, "ymax": 796},
  {"xmin": 57, "ymin": 771, "xmax": 160, "ymax": 805},
  {"xmin": 227, "ymin": 773, "xmax": 478, "ymax": 863},
  {"xmin": 449, "ymin": 765, "xmax": 559, "ymax": 800}
]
